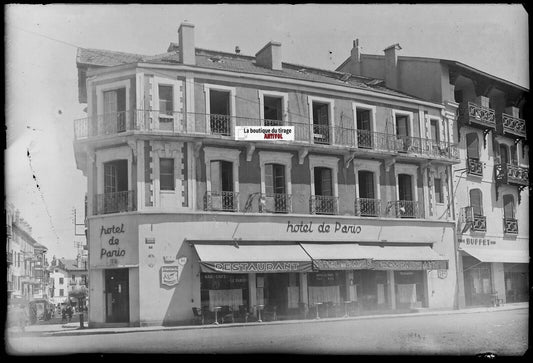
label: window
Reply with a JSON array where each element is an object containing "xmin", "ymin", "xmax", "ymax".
[
  {"xmin": 358, "ymin": 171, "xmax": 375, "ymax": 199},
  {"xmin": 59, "ymin": 289, "xmax": 64, "ymax": 297},
  {"xmin": 263, "ymin": 96, "xmax": 283, "ymax": 126},
  {"xmin": 71, "ymin": 275, "xmax": 75, "ymax": 280},
  {"xmin": 398, "ymin": 174, "xmax": 413, "ymax": 201},
  {"xmin": 469, "ymin": 189, "xmax": 483, "ymax": 216},
  {"xmin": 314, "ymin": 167, "xmax": 333, "ymax": 196},
  {"xmin": 503, "ymin": 195, "xmax": 515, "ymax": 219},
  {"xmin": 59, "ymin": 277, "xmax": 64, "ymax": 285},
  {"xmin": 396, "ymin": 115, "xmax": 410, "ymax": 137},
  {"xmin": 466, "ymin": 133, "xmax": 479, "ymax": 159},
  {"xmin": 357, "ymin": 170, "xmax": 378, "ymax": 217},
  {"xmin": 312, "ymin": 102, "xmax": 330, "ymax": 144},
  {"xmin": 104, "ymin": 160, "xmax": 128, "ymax": 194},
  {"xmin": 510, "ymin": 145, "xmax": 518, "ymax": 165},
  {"xmin": 103, "ymin": 88, "xmax": 126, "ymax": 132},
  {"xmin": 158, "ymin": 85, "xmax": 173, "ymax": 116},
  {"xmin": 209, "ymin": 89, "xmax": 231, "ymax": 135},
  {"xmin": 211, "ymin": 161, "xmax": 233, "ymax": 193},
  {"xmin": 434, "ymin": 178, "xmax": 443, "ymax": 204},
  {"xmin": 356, "ymin": 109, "xmax": 372, "ymax": 148},
  {"xmin": 265, "ymin": 164, "xmax": 286, "ymax": 195},
  {"xmin": 430, "ymin": 119, "xmax": 440, "ymax": 143},
  {"xmin": 499, "ymin": 144, "xmax": 509, "ymax": 164},
  {"xmin": 160, "ymin": 158, "xmax": 175, "ymax": 191}
]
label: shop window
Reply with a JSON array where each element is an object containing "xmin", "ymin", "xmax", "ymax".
[
  {"xmin": 200, "ymin": 274, "xmax": 248, "ymax": 311},
  {"xmin": 463, "ymin": 256, "xmax": 492, "ymax": 306},
  {"xmin": 160, "ymin": 158, "xmax": 175, "ymax": 191},
  {"xmin": 263, "ymin": 96, "xmax": 283, "ymax": 126},
  {"xmin": 504, "ymin": 264, "xmax": 529, "ymax": 303},
  {"xmin": 394, "ymin": 271, "xmax": 426, "ymax": 308},
  {"xmin": 434, "ymin": 177, "xmax": 443, "ymax": 204},
  {"xmin": 469, "ymin": 189, "xmax": 484, "ymax": 216},
  {"xmin": 308, "ymin": 271, "xmax": 345, "ymax": 307}
]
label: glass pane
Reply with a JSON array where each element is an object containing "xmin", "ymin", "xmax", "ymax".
[
  {"xmin": 398, "ymin": 174, "xmax": 413, "ymax": 201},
  {"xmin": 358, "ymin": 171, "xmax": 374, "ymax": 198},
  {"xmin": 431, "ymin": 120, "xmax": 439, "ymax": 142},
  {"xmin": 396, "ymin": 115, "xmax": 409, "ymax": 136},
  {"xmin": 356, "ymin": 109, "xmax": 371, "ymax": 130},
  {"xmin": 159, "ymin": 85, "xmax": 173, "ymax": 114}
]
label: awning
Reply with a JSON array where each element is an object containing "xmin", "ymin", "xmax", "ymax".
[
  {"xmin": 460, "ymin": 246, "xmax": 529, "ymax": 264},
  {"xmin": 300, "ymin": 243, "xmax": 448, "ymax": 271},
  {"xmin": 193, "ymin": 243, "xmax": 313, "ymax": 273}
]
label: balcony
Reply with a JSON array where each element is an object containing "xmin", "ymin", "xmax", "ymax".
[
  {"xmin": 385, "ymin": 200, "xmax": 422, "ymax": 219},
  {"xmin": 310, "ymin": 195, "xmax": 338, "ymax": 215},
  {"xmin": 355, "ymin": 198, "xmax": 382, "ymax": 217},
  {"xmin": 259, "ymin": 193, "xmax": 292, "ymax": 213},
  {"xmin": 496, "ymin": 113, "xmax": 526, "ymax": 140},
  {"xmin": 205, "ymin": 191, "xmax": 239, "ymax": 212},
  {"xmin": 74, "ymin": 110, "xmax": 459, "ymax": 162},
  {"xmin": 503, "ymin": 218, "xmax": 518, "ymax": 234},
  {"xmin": 94, "ymin": 190, "xmax": 136, "ymax": 215},
  {"xmin": 457, "ymin": 102, "xmax": 496, "ymax": 130},
  {"xmin": 467, "ymin": 157, "xmax": 483, "ymax": 177},
  {"xmin": 495, "ymin": 164, "xmax": 529, "ymax": 187}
]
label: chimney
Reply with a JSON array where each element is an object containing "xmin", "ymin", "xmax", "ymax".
[
  {"xmin": 351, "ymin": 39, "xmax": 362, "ymax": 75},
  {"xmin": 505, "ymin": 106, "xmax": 520, "ymax": 118},
  {"xmin": 178, "ymin": 22, "xmax": 195, "ymax": 65},
  {"xmin": 384, "ymin": 43, "xmax": 402, "ymax": 89},
  {"xmin": 255, "ymin": 41, "xmax": 282, "ymax": 70}
]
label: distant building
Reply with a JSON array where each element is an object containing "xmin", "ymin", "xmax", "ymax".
[
  {"xmin": 6, "ymin": 203, "xmax": 49, "ymax": 302},
  {"xmin": 49, "ymin": 254, "xmax": 88, "ymax": 307}
]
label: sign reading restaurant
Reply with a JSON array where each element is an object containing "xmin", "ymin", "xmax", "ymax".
[{"xmin": 201, "ymin": 261, "xmax": 313, "ymax": 273}]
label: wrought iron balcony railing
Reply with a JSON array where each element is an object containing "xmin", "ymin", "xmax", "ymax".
[
  {"xmin": 495, "ymin": 163, "xmax": 529, "ymax": 187},
  {"xmin": 205, "ymin": 191, "xmax": 239, "ymax": 212},
  {"xmin": 259, "ymin": 193, "xmax": 292, "ymax": 213},
  {"xmin": 503, "ymin": 218, "xmax": 518, "ymax": 234},
  {"xmin": 458, "ymin": 102, "xmax": 496, "ymax": 130},
  {"xmin": 385, "ymin": 200, "xmax": 422, "ymax": 219},
  {"xmin": 497, "ymin": 113, "xmax": 527, "ymax": 139},
  {"xmin": 467, "ymin": 157, "xmax": 483, "ymax": 176},
  {"xmin": 74, "ymin": 110, "xmax": 459, "ymax": 160},
  {"xmin": 355, "ymin": 198, "xmax": 382, "ymax": 217},
  {"xmin": 472, "ymin": 215, "xmax": 487, "ymax": 232},
  {"xmin": 310, "ymin": 195, "xmax": 338, "ymax": 215},
  {"xmin": 94, "ymin": 190, "xmax": 136, "ymax": 215}
]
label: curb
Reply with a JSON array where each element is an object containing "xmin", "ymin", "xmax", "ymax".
[{"xmin": 40, "ymin": 304, "xmax": 528, "ymax": 337}]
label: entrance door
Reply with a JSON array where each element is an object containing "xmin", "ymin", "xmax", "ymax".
[{"xmin": 105, "ymin": 268, "xmax": 129, "ymax": 323}]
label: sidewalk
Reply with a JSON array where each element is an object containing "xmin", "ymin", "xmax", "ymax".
[{"xmin": 9, "ymin": 302, "xmax": 528, "ymax": 337}]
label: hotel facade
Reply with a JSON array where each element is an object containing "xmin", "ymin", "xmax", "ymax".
[
  {"xmin": 74, "ymin": 24, "xmax": 461, "ymax": 327},
  {"xmin": 337, "ymin": 40, "xmax": 529, "ymax": 309}
]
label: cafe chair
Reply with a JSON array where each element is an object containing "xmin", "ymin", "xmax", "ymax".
[
  {"xmin": 192, "ymin": 307, "xmax": 204, "ymax": 325},
  {"xmin": 220, "ymin": 306, "xmax": 235, "ymax": 324},
  {"xmin": 201, "ymin": 306, "xmax": 216, "ymax": 324},
  {"xmin": 263, "ymin": 305, "xmax": 277, "ymax": 321},
  {"xmin": 236, "ymin": 305, "xmax": 249, "ymax": 323}
]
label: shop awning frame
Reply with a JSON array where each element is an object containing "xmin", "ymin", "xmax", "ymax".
[{"xmin": 460, "ymin": 246, "xmax": 529, "ymax": 264}]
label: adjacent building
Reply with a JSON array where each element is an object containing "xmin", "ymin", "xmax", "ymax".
[
  {"xmin": 6, "ymin": 203, "xmax": 49, "ymax": 303},
  {"xmin": 73, "ymin": 23, "xmax": 461, "ymax": 328},
  {"xmin": 337, "ymin": 40, "xmax": 529, "ymax": 308},
  {"xmin": 49, "ymin": 254, "xmax": 89, "ymax": 308}
]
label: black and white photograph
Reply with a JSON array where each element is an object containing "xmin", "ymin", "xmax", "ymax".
[{"xmin": 5, "ymin": 3, "xmax": 529, "ymax": 356}]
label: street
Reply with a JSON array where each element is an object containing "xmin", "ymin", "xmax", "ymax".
[{"xmin": 6, "ymin": 308, "xmax": 528, "ymax": 355}]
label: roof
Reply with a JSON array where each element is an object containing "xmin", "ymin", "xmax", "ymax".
[
  {"xmin": 76, "ymin": 46, "xmax": 426, "ymax": 101},
  {"xmin": 60, "ymin": 258, "xmax": 88, "ymax": 271}
]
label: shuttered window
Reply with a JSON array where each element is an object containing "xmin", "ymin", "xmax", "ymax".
[
  {"xmin": 314, "ymin": 167, "xmax": 333, "ymax": 196},
  {"xmin": 160, "ymin": 158, "xmax": 175, "ymax": 191},
  {"xmin": 466, "ymin": 133, "xmax": 479, "ymax": 159},
  {"xmin": 503, "ymin": 195, "xmax": 515, "ymax": 219},
  {"xmin": 398, "ymin": 174, "xmax": 413, "ymax": 201},
  {"xmin": 358, "ymin": 171, "xmax": 375, "ymax": 199}
]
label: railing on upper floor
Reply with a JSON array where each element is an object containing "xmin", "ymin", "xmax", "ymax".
[
  {"xmin": 259, "ymin": 193, "xmax": 292, "ymax": 214},
  {"xmin": 354, "ymin": 198, "xmax": 382, "ymax": 217},
  {"xmin": 385, "ymin": 200, "xmax": 422, "ymax": 219},
  {"xmin": 467, "ymin": 157, "xmax": 483, "ymax": 177},
  {"xmin": 494, "ymin": 163, "xmax": 529, "ymax": 187},
  {"xmin": 503, "ymin": 218, "xmax": 518, "ymax": 234},
  {"xmin": 310, "ymin": 195, "xmax": 338, "ymax": 215},
  {"xmin": 205, "ymin": 191, "xmax": 239, "ymax": 212},
  {"xmin": 94, "ymin": 190, "xmax": 136, "ymax": 215},
  {"xmin": 497, "ymin": 113, "xmax": 527, "ymax": 139},
  {"xmin": 74, "ymin": 110, "xmax": 459, "ymax": 161},
  {"xmin": 457, "ymin": 102, "xmax": 496, "ymax": 130}
]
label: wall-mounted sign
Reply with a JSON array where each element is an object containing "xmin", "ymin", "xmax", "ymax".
[
  {"xmin": 286, "ymin": 221, "xmax": 362, "ymax": 235},
  {"xmin": 458, "ymin": 237, "xmax": 496, "ymax": 247},
  {"xmin": 100, "ymin": 223, "xmax": 127, "ymax": 259},
  {"xmin": 313, "ymin": 259, "xmax": 371, "ymax": 271},
  {"xmin": 160, "ymin": 257, "xmax": 187, "ymax": 287},
  {"xmin": 372, "ymin": 260, "xmax": 448, "ymax": 271},
  {"xmin": 200, "ymin": 261, "xmax": 312, "ymax": 273}
]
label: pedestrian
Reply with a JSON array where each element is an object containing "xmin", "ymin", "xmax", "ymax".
[
  {"xmin": 61, "ymin": 307, "xmax": 67, "ymax": 324},
  {"xmin": 17, "ymin": 304, "xmax": 28, "ymax": 333},
  {"xmin": 67, "ymin": 305, "xmax": 73, "ymax": 323}
]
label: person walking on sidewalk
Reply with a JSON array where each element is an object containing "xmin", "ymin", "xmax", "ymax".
[
  {"xmin": 61, "ymin": 307, "xmax": 67, "ymax": 324},
  {"xmin": 17, "ymin": 304, "xmax": 28, "ymax": 333},
  {"xmin": 67, "ymin": 305, "xmax": 73, "ymax": 323}
]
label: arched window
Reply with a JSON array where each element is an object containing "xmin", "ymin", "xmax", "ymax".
[
  {"xmin": 469, "ymin": 189, "xmax": 483, "ymax": 216},
  {"xmin": 503, "ymin": 195, "xmax": 515, "ymax": 219},
  {"xmin": 466, "ymin": 133, "xmax": 479, "ymax": 159}
]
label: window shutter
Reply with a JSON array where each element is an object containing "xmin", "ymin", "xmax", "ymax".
[
  {"xmin": 503, "ymin": 195, "xmax": 515, "ymax": 219},
  {"xmin": 265, "ymin": 164, "xmax": 274, "ymax": 195},
  {"xmin": 469, "ymin": 189, "xmax": 483, "ymax": 216},
  {"xmin": 466, "ymin": 133, "xmax": 479, "ymax": 159}
]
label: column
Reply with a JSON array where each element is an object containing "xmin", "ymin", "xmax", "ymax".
[
  {"xmin": 387, "ymin": 270, "xmax": 396, "ymax": 310},
  {"xmin": 248, "ymin": 273, "xmax": 256, "ymax": 314},
  {"xmin": 491, "ymin": 263, "xmax": 506, "ymax": 304},
  {"xmin": 299, "ymin": 273, "xmax": 308, "ymax": 306}
]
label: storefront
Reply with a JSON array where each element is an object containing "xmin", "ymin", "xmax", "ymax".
[
  {"xmin": 87, "ymin": 214, "xmax": 457, "ymax": 327},
  {"xmin": 458, "ymin": 236, "xmax": 529, "ymax": 307}
]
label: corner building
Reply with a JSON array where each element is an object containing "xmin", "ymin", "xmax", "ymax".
[{"xmin": 74, "ymin": 23, "xmax": 460, "ymax": 327}]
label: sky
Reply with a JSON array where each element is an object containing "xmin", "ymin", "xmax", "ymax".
[{"xmin": 4, "ymin": 4, "xmax": 529, "ymax": 260}]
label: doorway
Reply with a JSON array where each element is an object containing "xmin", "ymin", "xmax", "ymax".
[{"xmin": 105, "ymin": 268, "xmax": 130, "ymax": 323}]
